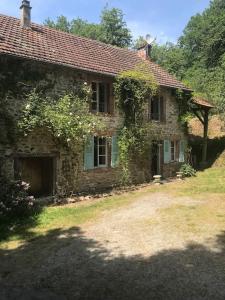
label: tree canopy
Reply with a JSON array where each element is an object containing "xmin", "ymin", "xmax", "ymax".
[
  {"xmin": 44, "ymin": 7, "xmax": 132, "ymax": 48},
  {"xmin": 150, "ymin": 0, "xmax": 225, "ymax": 112}
]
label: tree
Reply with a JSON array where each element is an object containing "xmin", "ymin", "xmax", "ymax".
[
  {"xmin": 44, "ymin": 7, "xmax": 132, "ymax": 48},
  {"xmin": 45, "ymin": 15, "xmax": 71, "ymax": 33},
  {"xmin": 100, "ymin": 7, "xmax": 132, "ymax": 48}
]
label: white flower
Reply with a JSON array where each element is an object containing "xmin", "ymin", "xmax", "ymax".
[
  {"xmin": 67, "ymin": 138, "xmax": 71, "ymax": 142},
  {"xmin": 25, "ymin": 104, "xmax": 31, "ymax": 110},
  {"xmin": 84, "ymin": 82, "xmax": 88, "ymax": 85}
]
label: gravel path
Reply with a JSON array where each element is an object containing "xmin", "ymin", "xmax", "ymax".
[{"xmin": 1, "ymin": 192, "xmax": 225, "ymax": 300}]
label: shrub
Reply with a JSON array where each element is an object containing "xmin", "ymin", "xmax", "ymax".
[
  {"xmin": 180, "ymin": 164, "xmax": 196, "ymax": 177},
  {"xmin": 0, "ymin": 176, "xmax": 35, "ymax": 218}
]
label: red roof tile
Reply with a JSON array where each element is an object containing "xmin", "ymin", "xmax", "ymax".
[
  {"xmin": 193, "ymin": 97, "xmax": 214, "ymax": 108},
  {"xmin": 0, "ymin": 14, "xmax": 189, "ymax": 90}
]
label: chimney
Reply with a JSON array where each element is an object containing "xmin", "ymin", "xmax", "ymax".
[
  {"xmin": 20, "ymin": 0, "xmax": 32, "ymax": 28},
  {"xmin": 137, "ymin": 44, "xmax": 152, "ymax": 60}
]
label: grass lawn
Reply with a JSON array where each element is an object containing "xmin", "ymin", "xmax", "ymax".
[
  {"xmin": 1, "ymin": 167, "xmax": 225, "ymax": 250},
  {"xmin": 0, "ymin": 186, "xmax": 152, "ymax": 249}
]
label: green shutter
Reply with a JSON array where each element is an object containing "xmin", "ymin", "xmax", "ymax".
[
  {"xmin": 111, "ymin": 135, "xmax": 119, "ymax": 168},
  {"xmin": 164, "ymin": 140, "xmax": 171, "ymax": 163},
  {"xmin": 179, "ymin": 140, "xmax": 185, "ymax": 163},
  {"xmin": 84, "ymin": 136, "xmax": 94, "ymax": 170}
]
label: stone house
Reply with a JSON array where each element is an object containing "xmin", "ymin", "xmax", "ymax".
[{"xmin": 0, "ymin": 1, "xmax": 191, "ymax": 197}]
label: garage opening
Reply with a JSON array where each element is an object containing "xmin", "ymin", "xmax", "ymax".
[{"xmin": 15, "ymin": 157, "xmax": 55, "ymax": 197}]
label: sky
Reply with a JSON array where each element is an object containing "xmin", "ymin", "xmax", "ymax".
[{"xmin": 0, "ymin": 0, "xmax": 211, "ymax": 44}]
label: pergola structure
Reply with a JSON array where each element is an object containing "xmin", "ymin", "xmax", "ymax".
[{"xmin": 191, "ymin": 97, "xmax": 214, "ymax": 164}]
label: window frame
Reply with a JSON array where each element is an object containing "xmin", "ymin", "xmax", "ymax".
[
  {"xmin": 94, "ymin": 136, "xmax": 108, "ymax": 168},
  {"xmin": 91, "ymin": 81, "xmax": 108, "ymax": 113},
  {"xmin": 150, "ymin": 95, "xmax": 161, "ymax": 121}
]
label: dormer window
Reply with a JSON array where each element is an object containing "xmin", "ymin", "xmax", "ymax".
[{"xmin": 91, "ymin": 82, "xmax": 109, "ymax": 113}]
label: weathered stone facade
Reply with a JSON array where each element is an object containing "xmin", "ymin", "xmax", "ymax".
[{"xmin": 0, "ymin": 55, "xmax": 186, "ymax": 196}]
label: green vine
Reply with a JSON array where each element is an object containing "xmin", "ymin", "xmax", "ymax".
[
  {"xmin": 114, "ymin": 63, "xmax": 158, "ymax": 184},
  {"xmin": 18, "ymin": 82, "xmax": 104, "ymax": 149}
]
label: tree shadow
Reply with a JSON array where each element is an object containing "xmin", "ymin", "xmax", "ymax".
[
  {"xmin": 1, "ymin": 227, "xmax": 225, "ymax": 300},
  {"xmin": 189, "ymin": 135, "xmax": 225, "ymax": 169},
  {"xmin": 0, "ymin": 205, "xmax": 43, "ymax": 243}
]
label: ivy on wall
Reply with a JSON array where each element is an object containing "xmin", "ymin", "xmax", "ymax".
[
  {"xmin": 114, "ymin": 63, "xmax": 158, "ymax": 184},
  {"xmin": 18, "ymin": 82, "xmax": 104, "ymax": 149}
]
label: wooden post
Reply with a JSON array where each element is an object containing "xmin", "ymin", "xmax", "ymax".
[{"xmin": 202, "ymin": 109, "xmax": 209, "ymax": 163}]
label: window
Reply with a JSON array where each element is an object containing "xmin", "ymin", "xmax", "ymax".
[
  {"xmin": 149, "ymin": 96, "xmax": 165, "ymax": 122},
  {"xmin": 94, "ymin": 137, "xmax": 107, "ymax": 167},
  {"xmin": 84, "ymin": 135, "xmax": 119, "ymax": 170},
  {"xmin": 150, "ymin": 96, "xmax": 160, "ymax": 121},
  {"xmin": 171, "ymin": 141, "xmax": 176, "ymax": 161},
  {"xmin": 91, "ymin": 82, "xmax": 109, "ymax": 113}
]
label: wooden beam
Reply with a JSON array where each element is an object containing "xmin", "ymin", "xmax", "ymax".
[
  {"xmin": 192, "ymin": 109, "xmax": 204, "ymax": 125},
  {"xmin": 202, "ymin": 109, "xmax": 209, "ymax": 163}
]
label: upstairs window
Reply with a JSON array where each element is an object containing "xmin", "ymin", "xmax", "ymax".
[
  {"xmin": 91, "ymin": 82, "xmax": 109, "ymax": 113},
  {"xmin": 149, "ymin": 96, "xmax": 165, "ymax": 122}
]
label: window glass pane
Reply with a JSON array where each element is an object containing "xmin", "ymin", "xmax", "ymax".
[
  {"xmin": 99, "ymin": 146, "xmax": 106, "ymax": 155},
  {"xmin": 171, "ymin": 141, "xmax": 175, "ymax": 161},
  {"xmin": 92, "ymin": 82, "xmax": 97, "ymax": 111},
  {"xmin": 99, "ymin": 83, "xmax": 106, "ymax": 112},
  {"xmin": 151, "ymin": 97, "xmax": 160, "ymax": 120},
  {"xmin": 99, "ymin": 156, "xmax": 106, "ymax": 165}
]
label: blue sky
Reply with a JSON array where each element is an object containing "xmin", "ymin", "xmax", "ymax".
[{"xmin": 0, "ymin": 0, "xmax": 210, "ymax": 43}]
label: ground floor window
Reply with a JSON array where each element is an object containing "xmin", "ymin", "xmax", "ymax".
[
  {"xmin": 94, "ymin": 137, "xmax": 107, "ymax": 167},
  {"xmin": 84, "ymin": 135, "xmax": 119, "ymax": 170},
  {"xmin": 164, "ymin": 140, "xmax": 185, "ymax": 164}
]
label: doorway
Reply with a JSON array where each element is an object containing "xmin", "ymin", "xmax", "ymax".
[
  {"xmin": 151, "ymin": 141, "xmax": 162, "ymax": 176},
  {"xmin": 15, "ymin": 157, "xmax": 55, "ymax": 197}
]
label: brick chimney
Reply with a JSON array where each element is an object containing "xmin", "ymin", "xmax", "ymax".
[
  {"xmin": 20, "ymin": 0, "xmax": 32, "ymax": 28},
  {"xmin": 137, "ymin": 44, "xmax": 152, "ymax": 60}
]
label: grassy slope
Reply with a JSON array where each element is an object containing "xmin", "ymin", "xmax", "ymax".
[{"xmin": 1, "ymin": 167, "xmax": 225, "ymax": 249}]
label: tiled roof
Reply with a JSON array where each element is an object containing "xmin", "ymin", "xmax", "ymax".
[
  {"xmin": 0, "ymin": 14, "xmax": 189, "ymax": 90},
  {"xmin": 193, "ymin": 97, "xmax": 214, "ymax": 109}
]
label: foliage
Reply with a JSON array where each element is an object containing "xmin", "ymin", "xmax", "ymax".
[
  {"xmin": 0, "ymin": 96, "xmax": 16, "ymax": 144},
  {"xmin": 180, "ymin": 163, "xmax": 196, "ymax": 177},
  {"xmin": 114, "ymin": 63, "xmax": 158, "ymax": 184},
  {"xmin": 100, "ymin": 7, "xmax": 132, "ymax": 48},
  {"xmin": 132, "ymin": 36, "xmax": 148, "ymax": 49},
  {"xmin": 150, "ymin": 0, "xmax": 225, "ymax": 113},
  {"xmin": 44, "ymin": 7, "xmax": 132, "ymax": 48},
  {"xmin": 18, "ymin": 84, "xmax": 104, "ymax": 148},
  {"xmin": 0, "ymin": 176, "xmax": 35, "ymax": 218}
]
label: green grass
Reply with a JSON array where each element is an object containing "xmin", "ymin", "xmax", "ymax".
[
  {"xmin": 0, "ymin": 187, "xmax": 151, "ymax": 249},
  {"xmin": 163, "ymin": 167, "xmax": 225, "ymax": 197},
  {"xmin": 1, "ymin": 167, "xmax": 225, "ymax": 249}
]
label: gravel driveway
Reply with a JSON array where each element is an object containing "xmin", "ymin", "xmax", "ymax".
[{"xmin": 1, "ymin": 192, "xmax": 225, "ymax": 300}]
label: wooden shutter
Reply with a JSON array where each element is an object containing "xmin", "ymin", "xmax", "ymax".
[
  {"xmin": 164, "ymin": 140, "xmax": 171, "ymax": 163},
  {"xmin": 179, "ymin": 140, "xmax": 185, "ymax": 163},
  {"xmin": 111, "ymin": 135, "xmax": 119, "ymax": 168},
  {"xmin": 84, "ymin": 136, "xmax": 94, "ymax": 170}
]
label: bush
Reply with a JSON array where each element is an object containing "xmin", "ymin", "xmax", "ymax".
[
  {"xmin": 180, "ymin": 164, "xmax": 197, "ymax": 177},
  {"xmin": 0, "ymin": 176, "xmax": 35, "ymax": 218}
]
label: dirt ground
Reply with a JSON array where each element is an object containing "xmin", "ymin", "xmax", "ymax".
[{"xmin": 1, "ymin": 192, "xmax": 225, "ymax": 300}]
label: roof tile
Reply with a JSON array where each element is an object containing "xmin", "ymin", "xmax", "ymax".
[{"xmin": 0, "ymin": 14, "xmax": 189, "ymax": 90}]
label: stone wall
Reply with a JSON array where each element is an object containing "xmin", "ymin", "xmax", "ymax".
[{"xmin": 0, "ymin": 55, "xmax": 186, "ymax": 195}]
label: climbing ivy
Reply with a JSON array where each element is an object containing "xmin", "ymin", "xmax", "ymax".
[
  {"xmin": 114, "ymin": 63, "xmax": 158, "ymax": 184},
  {"xmin": 18, "ymin": 82, "xmax": 104, "ymax": 149}
]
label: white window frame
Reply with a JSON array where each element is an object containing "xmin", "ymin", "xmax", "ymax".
[
  {"xmin": 91, "ymin": 81, "xmax": 108, "ymax": 113},
  {"xmin": 170, "ymin": 141, "xmax": 176, "ymax": 162},
  {"xmin": 94, "ymin": 137, "xmax": 108, "ymax": 168}
]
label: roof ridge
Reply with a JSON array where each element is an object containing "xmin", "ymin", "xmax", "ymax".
[{"xmin": 0, "ymin": 13, "xmax": 134, "ymax": 55}]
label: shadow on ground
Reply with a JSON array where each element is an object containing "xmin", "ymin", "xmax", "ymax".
[{"xmin": 1, "ymin": 227, "xmax": 225, "ymax": 300}]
